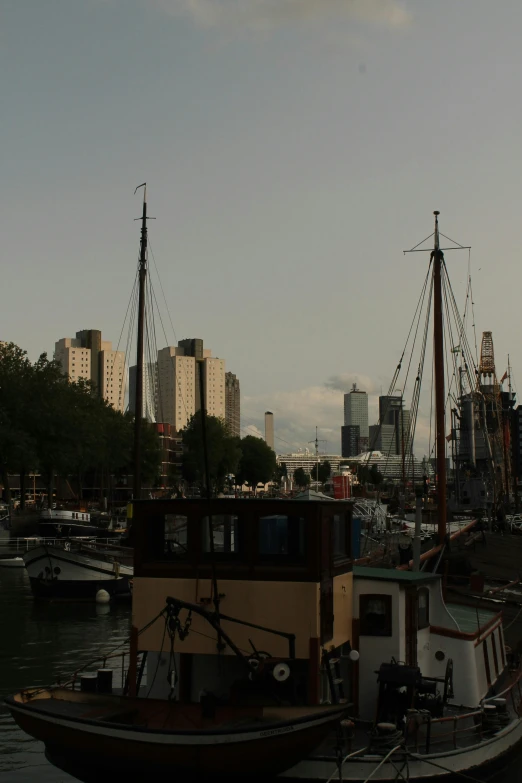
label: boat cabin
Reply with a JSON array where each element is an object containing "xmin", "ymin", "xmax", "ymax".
[
  {"xmin": 132, "ymin": 498, "xmax": 354, "ymax": 705},
  {"xmin": 353, "ymin": 566, "xmax": 506, "ymax": 719}
]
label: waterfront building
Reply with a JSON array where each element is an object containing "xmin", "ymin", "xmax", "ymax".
[
  {"xmin": 129, "ymin": 363, "xmax": 159, "ymax": 422},
  {"xmin": 265, "ymin": 411, "xmax": 274, "ymax": 450},
  {"xmin": 348, "ymin": 450, "xmax": 434, "ymax": 482},
  {"xmin": 225, "ymin": 372, "xmax": 240, "ymax": 437},
  {"xmin": 157, "ymin": 339, "xmax": 225, "ymax": 431},
  {"xmin": 276, "ymin": 450, "xmax": 343, "ymax": 479},
  {"xmin": 54, "ymin": 330, "xmax": 125, "ymax": 412}
]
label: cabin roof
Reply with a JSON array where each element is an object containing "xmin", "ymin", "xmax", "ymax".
[
  {"xmin": 353, "ymin": 566, "xmax": 440, "ymax": 584},
  {"xmin": 446, "ymin": 604, "xmax": 498, "ymax": 634}
]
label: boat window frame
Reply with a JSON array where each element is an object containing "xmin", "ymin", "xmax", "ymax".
[
  {"xmin": 201, "ymin": 514, "xmax": 242, "ymax": 559},
  {"xmin": 417, "ymin": 587, "xmax": 430, "ymax": 631},
  {"xmin": 359, "ymin": 593, "xmax": 393, "ymax": 637},
  {"xmin": 257, "ymin": 514, "xmax": 307, "ymax": 563}
]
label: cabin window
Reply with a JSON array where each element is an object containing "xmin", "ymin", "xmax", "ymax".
[
  {"xmin": 259, "ymin": 516, "xmax": 305, "ymax": 559},
  {"xmin": 164, "ymin": 515, "xmax": 188, "ymax": 557},
  {"xmin": 417, "ymin": 589, "xmax": 430, "ymax": 630},
  {"xmin": 202, "ymin": 515, "xmax": 239, "ymax": 554},
  {"xmin": 360, "ymin": 594, "xmax": 392, "ymax": 637},
  {"xmin": 333, "ymin": 514, "xmax": 351, "ymax": 561}
]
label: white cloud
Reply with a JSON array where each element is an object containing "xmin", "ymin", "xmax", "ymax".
[
  {"xmin": 156, "ymin": 0, "xmax": 412, "ymax": 31},
  {"xmin": 243, "ymin": 377, "xmax": 434, "ymax": 458}
]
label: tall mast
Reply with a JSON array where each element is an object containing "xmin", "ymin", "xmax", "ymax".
[
  {"xmin": 133, "ymin": 183, "xmax": 148, "ymax": 500},
  {"xmin": 432, "ymin": 210, "xmax": 447, "ymax": 545}
]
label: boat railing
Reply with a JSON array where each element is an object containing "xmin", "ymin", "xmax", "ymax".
[
  {"xmin": 408, "ymin": 670, "xmax": 522, "ymax": 754},
  {"xmin": 0, "ymin": 536, "xmax": 125, "ymax": 553}
]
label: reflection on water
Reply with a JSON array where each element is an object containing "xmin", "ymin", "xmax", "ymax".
[{"xmin": 0, "ymin": 566, "xmax": 130, "ymax": 782}]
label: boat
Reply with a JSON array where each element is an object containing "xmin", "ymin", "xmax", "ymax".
[
  {"xmin": 7, "ymin": 689, "xmax": 346, "ymax": 780},
  {"xmin": 0, "ymin": 556, "xmax": 24, "ymax": 568},
  {"xmin": 9, "ymin": 207, "xmax": 522, "ymax": 780},
  {"xmin": 38, "ymin": 507, "xmax": 121, "ymax": 539},
  {"xmin": 23, "ymin": 540, "xmax": 133, "ymax": 600}
]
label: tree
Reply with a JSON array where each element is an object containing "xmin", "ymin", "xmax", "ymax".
[
  {"xmin": 316, "ymin": 460, "xmax": 331, "ymax": 486},
  {"xmin": 236, "ymin": 436, "xmax": 276, "ymax": 494},
  {"xmin": 181, "ymin": 412, "xmax": 241, "ymax": 494},
  {"xmin": 369, "ymin": 464, "xmax": 383, "ymax": 487},
  {"xmin": 273, "ymin": 462, "xmax": 287, "ymax": 487},
  {"xmin": 294, "ymin": 467, "xmax": 311, "ymax": 489}
]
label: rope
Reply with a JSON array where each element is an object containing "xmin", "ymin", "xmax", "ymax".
[{"xmin": 406, "ymin": 752, "xmax": 485, "ymax": 783}]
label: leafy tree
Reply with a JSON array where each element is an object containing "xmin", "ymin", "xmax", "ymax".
[
  {"xmin": 316, "ymin": 460, "xmax": 331, "ymax": 486},
  {"xmin": 294, "ymin": 467, "xmax": 311, "ymax": 489},
  {"xmin": 236, "ymin": 436, "xmax": 276, "ymax": 494},
  {"xmin": 0, "ymin": 342, "xmax": 162, "ymax": 504},
  {"xmin": 369, "ymin": 464, "xmax": 383, "ymax": 486},
  {"xmin": 181, "ymin": 412, "xmax": 241, "ymax": 494},
  {"xmin": 273, "ymin": 462, "xmax": 287, "ymax": 486}
]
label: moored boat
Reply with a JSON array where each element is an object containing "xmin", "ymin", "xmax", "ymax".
[{"xmin": 23, "ymin": 541, "xmax": 133, "ymax": 600}]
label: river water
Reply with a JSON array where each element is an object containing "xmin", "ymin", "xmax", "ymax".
[
  {"xmin": 1, "ymin": 565, "xmax": 522, "ymax": 782},
  {"xmin": 0, "ymin": 565, "xmax": 131, "ymax": 782}
]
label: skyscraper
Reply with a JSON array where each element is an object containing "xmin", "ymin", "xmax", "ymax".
[
  {"xmin": 342, "ymin": 384, "xmax": 368, "ymax": 456},
  {"xmin": 225, "ymin": 372, "xmax": 240, "ymax": 437},
  {"xmin": 376, "ymin": 395, "xmax": 412, "ymax": 455},
  {"xmin": 54, "ymin": 330, "xmax": 125, "ymax": 412},
  {"xmin": 156, "ymin": 340, "xmax": 225, "ymax": 431},
  {"xmin": 129, "ymin": 362, "xmax": 158, "ymax": 422},
  {"xmin": 344, "ymin": 384, "xmax": 369, "ymax": 436}
]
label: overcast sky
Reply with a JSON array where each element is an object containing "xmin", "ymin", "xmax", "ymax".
[{"xmin": 3, "ymin": 0, "xmax": 522, "ymax": 456}]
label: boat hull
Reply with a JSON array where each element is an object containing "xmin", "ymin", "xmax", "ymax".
[
  {"xmin": 7, "ymin": 696, "xmax": 346, "ymax": 780},
  {"xmin": 23, "ymin": 545, "xmax": 132, "ymax": 600}
]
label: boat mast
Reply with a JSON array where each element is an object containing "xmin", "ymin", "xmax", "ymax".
[
  {"xmin": 133, "ymin": 183, "xmax": 148, "ymax": 501},
  {"xmin": 432, "ymin": 211, "xmax": 447, "ymax": 545}
]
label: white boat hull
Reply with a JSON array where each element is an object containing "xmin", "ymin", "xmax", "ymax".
[{"xmin": 23, "ymin": 545, "xmax": 132, "ymax": 600}]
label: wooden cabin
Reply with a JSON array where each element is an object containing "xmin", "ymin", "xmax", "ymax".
[{"xmin": 132, "ymin": 498, "xmax": 354, "ymax": 704}]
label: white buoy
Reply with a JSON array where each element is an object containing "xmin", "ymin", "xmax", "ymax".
[{"xmin": 96, "ymin": 589, "xmax": 110, "ymax": 605}]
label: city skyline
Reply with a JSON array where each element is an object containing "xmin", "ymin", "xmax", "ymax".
[{"xmin": 4, "ymin": 1, "xmax": 522, "ymax": 456}]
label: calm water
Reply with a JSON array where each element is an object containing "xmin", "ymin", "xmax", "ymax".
[
  {"xmin": 0, "ymin": 565, "xmax": 131, "ymax": 782},
  {"xmin": 1, "ymin": 566, "xmax": 522, "ymax": 782}
]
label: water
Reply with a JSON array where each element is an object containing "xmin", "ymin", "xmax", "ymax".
[
  {"xmin": 0, "ymin": 566, "xmax": 131, "ymax": 782},
  {"xmin": 1, "ymin": 566, "xmax": 522, "ymax": 782}
]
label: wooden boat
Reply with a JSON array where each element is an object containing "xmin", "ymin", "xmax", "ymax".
[{"xmin": 6, "ymin": 688, "xmax": 347, "ymax": 779}]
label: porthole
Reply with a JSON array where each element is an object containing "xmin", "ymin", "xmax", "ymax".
[{"xmin": 435, "ymin": 650, "xmax": 445, "ymax": 662}]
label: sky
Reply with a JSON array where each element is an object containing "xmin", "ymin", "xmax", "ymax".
[{"xmin": 3, "ymin": 0, "xmax": 522, "ymax": 457}]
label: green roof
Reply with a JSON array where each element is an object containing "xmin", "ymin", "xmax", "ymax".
[{"xmin": 353, "ymin": 566, "xmax": 440, "ymax": 584}]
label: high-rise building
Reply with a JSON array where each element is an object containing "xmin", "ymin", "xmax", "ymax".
[
  {"xmin": 225, "ymin": 372, "xmax": 240, "ymax": 437},
  {"xmin": 54, "ymin": 330, "xmax": 125, "ymax": 412},
  {"xmin": 373, "ymin": 395, "xmax": 412, "ymax": 455},
  {"xmin": 129, "ymin": 362, "xmax": 158, "ymax": 422},
  {"xmin": 157, "ymin": 340, "xmax": 225, "ymax": 431},
  {"xmin": 342, "ymin": 425, "xmax": 360, "ymax": 458},
  {"xmin": 157, "ymin": 347, "xmax": 196, "ymax": 431},
  {"xmin": 265, "ymin": 411, "xmax": 274, "ymax": 450},
  {"xmin": 344, "ymin": 385, "xmax": 369, "ymax": 437}
]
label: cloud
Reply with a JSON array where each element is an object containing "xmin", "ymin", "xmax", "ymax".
[
  {"xmin": 158, "ymin": 0, "xmax": 412, "ymax": 31},
  {"xmin": 243, "ymin": 376, "xmax": 433, "ymax": 458},
  {"xmin": 324, "ymin": 373, "xmax": 378, "ymax": 394}
]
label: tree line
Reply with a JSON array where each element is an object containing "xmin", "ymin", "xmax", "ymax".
[
  {"xmin": 180, "ymin": 412, "xmax": 278, "ymax": 494},
  {"xmin": 0, "ymin": 342, "xmax": 160, "ymax": 506}
]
